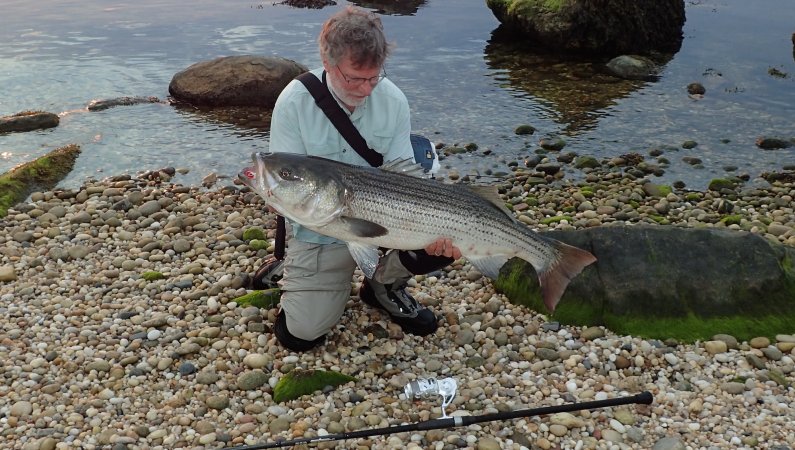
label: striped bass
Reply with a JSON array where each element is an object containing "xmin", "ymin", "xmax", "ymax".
[{"xmin": 238, "ymin": 152, "xmax": 596, "ymax": 312}]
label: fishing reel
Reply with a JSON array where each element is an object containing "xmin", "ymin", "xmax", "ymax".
[{"xmin": 404, "ymin": 377, "xmax": 458, "ymax": 418}]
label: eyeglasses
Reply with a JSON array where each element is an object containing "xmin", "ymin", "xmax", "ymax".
[{"xmin": 336, "ymin": 66, "xmax": 387, "ymax": 87}]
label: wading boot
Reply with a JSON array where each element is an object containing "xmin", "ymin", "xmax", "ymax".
[{"xmin": 359, "ymin": 277, "xmax": 438, "ymax": 336}]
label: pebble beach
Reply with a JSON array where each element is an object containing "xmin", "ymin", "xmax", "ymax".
[{"xmin": 1, "ymin": 164, "xmax": 794, "ymax": 450}]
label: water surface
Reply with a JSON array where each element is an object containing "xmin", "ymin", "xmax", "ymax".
[{"xmin": 1, "ymin": 0, "xmax": 793, "ymax": 190}]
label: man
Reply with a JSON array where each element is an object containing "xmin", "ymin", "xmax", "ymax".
[{"xmin": 266, "ymin": 6, "xmax": 461, "ymax": 352}]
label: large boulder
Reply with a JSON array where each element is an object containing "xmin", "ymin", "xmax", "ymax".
[
  {"xmin": 169, "ymin": 55, "xmax": 308, "ymax": 108},
  {"xmin": 485, "ymin": 0, "xmax": 686, "ymax": 56},
  {"xmin": 496, "ymin": 225, "xmax": 795, "ymax": 341}
]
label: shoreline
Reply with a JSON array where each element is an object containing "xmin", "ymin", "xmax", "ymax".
[{"xmin": 1, "ymin": 168, "xmax": 794, "ymax": 449}]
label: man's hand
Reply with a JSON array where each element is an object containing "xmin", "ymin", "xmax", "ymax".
[{"xmin": 425, "ymin": 237, "xmax": 462, "ymax": 259}]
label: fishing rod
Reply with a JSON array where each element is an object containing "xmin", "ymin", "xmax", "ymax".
[{"xmin": 225, "ymin": 390, "xmax": 653, "ymax": 450}]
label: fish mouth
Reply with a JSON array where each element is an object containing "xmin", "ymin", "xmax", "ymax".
[{"xmin": 238, "ymin": 165, "xmax": 256, "ymax": 188}]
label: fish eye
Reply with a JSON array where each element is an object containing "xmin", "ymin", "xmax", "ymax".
[{"xmin": 279, "ymin": 167, "xmax": 298, "ymax": 180}]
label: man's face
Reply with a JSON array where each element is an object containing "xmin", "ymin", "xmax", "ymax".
[{"xmin": 324, "ymin": 55, "xmax": 383, "ymax": 109}]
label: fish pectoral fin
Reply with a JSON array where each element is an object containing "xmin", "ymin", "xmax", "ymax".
[
  {"xmin": 467, "ymin": 255, "xmax": 510, "ymax": 279},
  {"xmin": 347, "ymin": 242, "xmax": 380, "ymax": 278},
  {"xmin": 339, "ymin": 217, "xmax": 389, "ymax": 238}
]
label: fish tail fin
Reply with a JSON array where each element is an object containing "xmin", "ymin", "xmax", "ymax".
[{"xmin": 537, "ymin": 242, "xmax": 596, "ymax": 313}]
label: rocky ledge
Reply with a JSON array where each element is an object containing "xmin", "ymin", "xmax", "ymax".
[{"xmin": 0, "ymin": 169, "xmax": 793, "ymax": 450}]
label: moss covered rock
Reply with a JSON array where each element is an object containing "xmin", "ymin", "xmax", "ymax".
[
  {"xmin": 0, "ymin": 144, "xmax": 81, "ymax": 217},
  {"xmin": 234, "ymin": 289, "xmax": 281, "ymax": 309},
  {"xmin": 249, "ymin": 239, "xmax": 269, "ymax": 250},
  {"xmin": 708, "ymin": 178, "xmax": 738, "ymax": 192},
  {"xmin": 574, "ymin": 156, "xmax": 600, "ymax": 169},
  {"xmin": 141, "ymin": 271, "xmax": 166, "ymax": 281},
  {"xmin": 273, "ymin": 369, "xmax": 356, "ymax": 403},
  {"xmin": 243, "ymin": 227, "xmax": 266, "ymax": 241},
  {"xmin": 495, "ymin": 225, "xmax": 795, "ymax": 342},
  {"xmin": 515, "ymin": 124, "xmax": 536, "ymax": 135},
  {"xmin": 485, "ymin": 0, "xmax": 685, "ymax": 55},
  {"xmin": 642, "ymin": 183, "xmax": 672, "ymax": 198}
]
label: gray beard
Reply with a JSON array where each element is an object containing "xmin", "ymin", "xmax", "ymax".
[{"xmin": 327, "ymin": 76, "xmax": 363, "ymax": 110}]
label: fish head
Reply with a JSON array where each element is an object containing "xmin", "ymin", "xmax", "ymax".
[{"xmin": 238, "ymin": 152, "xmax": 348, "ymax": 226}]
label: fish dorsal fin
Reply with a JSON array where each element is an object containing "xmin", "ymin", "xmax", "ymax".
[
  {"xmin": 466, "ymin": 185, "xmax": 515, "ymax": 219},
  {"xmin": 381, "ymin": 158, "xmax": 426, "ymax": 178}
]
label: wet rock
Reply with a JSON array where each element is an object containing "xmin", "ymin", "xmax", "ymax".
[
  {"xmin": 539, "ymin": 136, "xmax": 566, "ymax": 151},
  {"xmin": 0, "ymin": 110, "xmax": 59, "ymax": 133},
  {"xmin": 498, "ymin": 226, "xmax": 795, "ymax": 336},
  {"xmin": 756, "ymin": 136, "xmax": 792, "ymax": 150},
  {"xmin": 515, "ymin": 124, "xmax": 536, "ymax": 135},
  {"xmin": 687, "ymin": 82, "xmax": 705, "ymax": 95},
  {"xmin": 0, "ymin": 144, "xmax": 81, "ymax": 218},
  {"xmin": 485, "ymin": 0, "xmax": 685, "ymax": 55},
  {"xmin": 169, "ymin": 55, "xmax": 308, "ymax": 107},
  {"xmin": 606, "ymin": 55, "xmax": 659, "ymax": 80},
  {"xmin": 276, "ymin": 0, "xmax": 336, "ymax": 8},
  {"xmin": 87, "ymin": 96, "xmax": 162, "ymax": 111}
]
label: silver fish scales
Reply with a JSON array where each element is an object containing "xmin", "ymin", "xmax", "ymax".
[{"xmin": 239, "ymin": 152, "xmax": 596, "ymax": 312}]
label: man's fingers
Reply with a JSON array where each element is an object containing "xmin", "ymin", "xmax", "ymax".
[{"xmin": 427, "ymin": 238, "xmax": 460, "ymax": 258}]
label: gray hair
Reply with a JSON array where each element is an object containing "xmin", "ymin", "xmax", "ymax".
[{"xmin": 319, "ymin": 6, "xmax": 392, "ymax": 68}]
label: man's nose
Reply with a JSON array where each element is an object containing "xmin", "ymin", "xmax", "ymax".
[{"xmin": 358, "ymin": 81, "xmax": 376, "ymax": 95}]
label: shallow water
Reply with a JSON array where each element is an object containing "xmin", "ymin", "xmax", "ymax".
[{"xmin": 1, "ymin": 0, "xmax": 793, "ymax": 190}]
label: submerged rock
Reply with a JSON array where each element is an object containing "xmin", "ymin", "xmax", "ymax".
[{"xmin": 605, "ymin": 55, "xmax": 660, "ymax": 80}]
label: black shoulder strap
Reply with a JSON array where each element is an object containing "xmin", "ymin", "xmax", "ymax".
[{"xmin": 296, "ymin": 71, "xmax": 384, "ymax": 168}]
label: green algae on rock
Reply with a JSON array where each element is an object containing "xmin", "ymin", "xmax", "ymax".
[
  {"xmin": 0, "ymin": 144, "xmax": 81, "ymax": 218},
  {"xmin": 496, "ymin": 226, "xmax": 795, "ymax": 342},
  {"xmin": 141, "ymin": 271, "xmax": 166, "ymax": 282},
  {"xmin": 234, "ymin": 289, "xmax": 281, "ymax": 309},
  {"xmin": 242, "ymin": 227, "xmax": 266, "ymax": 241},
  {"xmin": 273, "ymin": 369, "xmax": 356, "ymax": 403}
]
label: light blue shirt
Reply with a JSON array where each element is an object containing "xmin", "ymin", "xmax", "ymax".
[{"xmin": 268, "ymin": 67, "xmax": 414, "ymax": 244}]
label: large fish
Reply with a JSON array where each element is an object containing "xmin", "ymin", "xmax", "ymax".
[{"xmin": 238, "ymin": 152, "xmax": 596, "ymax": 312}]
